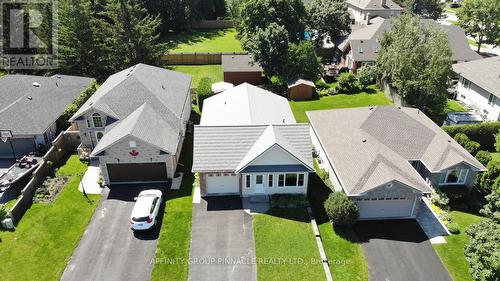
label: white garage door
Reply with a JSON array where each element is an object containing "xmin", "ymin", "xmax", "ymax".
[
  {"xmin": 206, "ymin": 174, "xmax": 240, "ymax": 195},
  {"xmin": 357, "ymin": 197, "xmax": 416, "ymax": 219}
]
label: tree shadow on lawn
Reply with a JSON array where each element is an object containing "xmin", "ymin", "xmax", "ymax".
[{"xmin": 159, "ymin": 29, "xmax": 235, "ymax": 52}]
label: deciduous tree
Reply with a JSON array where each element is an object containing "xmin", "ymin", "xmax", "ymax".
[
  {"xmin": 307, "ymin": 0, "xmax": 350, "ymax": 46},
  {"xmin": 457, "ymin": 0, "xmax": 500, "ymax": 53},
  {"xmin": 377, "ymin": 14, "xmax": 452, "ymax": 115}
]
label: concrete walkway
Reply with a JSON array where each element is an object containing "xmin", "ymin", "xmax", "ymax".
[
  {"xmin": 416, "ymin": 199, "xmax": 449, "ymax": 244},
  {"xmin": 78, "ymin": 160, "xmax": 103, "ymax": 195}
]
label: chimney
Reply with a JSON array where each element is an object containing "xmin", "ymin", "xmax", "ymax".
[
  {"xmin": 366, "ymin": 13, "xmax": 371, "ymax": 25},
  {"xmin": 381, "ymin": 0, "xmax": 386, "ymax": 6}
]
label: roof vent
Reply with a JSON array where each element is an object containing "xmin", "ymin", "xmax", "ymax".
[
  {"xmin": 27, "ymin": 96, "xmax": 33, "ymax": 100},
  {"xmin": 397, "ymin": 106, "xmax": 401, "ymax": 109},
  {"xmin": 89, "ymin": 102, "xmax": 93, "ymax": 106},
  {"xmin": 56, "ymin": 82, "xmax": 58, "ymax": 87},
  {"xmin": 56, "ymin": 75, "xmax": 61, "ymax": 78},
  {"xmin": 362, "ymin": 139, "xmax": 367, "ymax": 143},
  {"xmin": 162, "ymin": 85, "xmax": 165, "ymax": 89},
  {"xmin": 448, "ymin": 140, "xmax": 451, "ymax": 143},
  {"xmin": 369, "ymin": 106, "xmax": 374, "ymax": 110},
  {"xmin": 231, "ymin": 55, "xmax": 235, "ymax": 59},
  {"xmin": 32, "ymin": 82, "xmax": 40, "ymax": 87}
]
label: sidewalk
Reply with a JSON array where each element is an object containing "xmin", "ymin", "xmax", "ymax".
[{"xmin": 78, "ymin": 160, "xmax": 104, "ymax": 195}]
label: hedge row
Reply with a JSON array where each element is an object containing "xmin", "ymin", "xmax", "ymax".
[{"xmin": 442, "ymin": 122, "xmax": 500, "ymax": 151}]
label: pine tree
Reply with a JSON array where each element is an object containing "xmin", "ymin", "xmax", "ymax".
[{"xmin": 99, "ymin": 0, "xmax": 162, "ymax": 72}]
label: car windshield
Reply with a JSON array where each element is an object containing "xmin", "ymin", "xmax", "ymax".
[{"xmin": 132, "ymin": 216, "xmax": 149, "ymax": 222}]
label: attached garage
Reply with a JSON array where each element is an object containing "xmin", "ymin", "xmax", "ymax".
[
  {"xmin": 356, "ymin": 196, "xmax": 418, "ymax": 219},
  {"xmin": 106, "ymin": 162, "xmax": 168, "ymax": 184},
  {"xmin": 205, "ymin": 174, "xmax": 240, "ymax": 195},
  {"xmin": 0, "ymin": 138, "xmax": 35, "ymax": 158}
]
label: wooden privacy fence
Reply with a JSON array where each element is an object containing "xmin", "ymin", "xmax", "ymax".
[
  {"xmin": 8, "ymin": 129, "xmax": 81, "ymax": 224},
  {"xmin": 160, "ymin": 52, "xmax": 247, "ymax": 65},
  {"xmin": 191, "ymin": 20, "xmax": 234, "ymax": 29}
]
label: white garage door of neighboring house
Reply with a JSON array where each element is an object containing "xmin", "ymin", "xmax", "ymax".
[
  {"xmin": 356, "ymin": 197, "xmax": 416, "ymax": 219},
  {"xmin": 206, "ymin": 174, "xmax": 240, "ymax": 195}
]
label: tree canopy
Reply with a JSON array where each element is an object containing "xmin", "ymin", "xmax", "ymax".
[
  {"xmin": 465, "ymin": 220, "xmax": 500, "ymax": 281},
  {"xmin": 408, "ymin": 0, "xmax": 444, "ymax": 20},
  {"xmin": 376, "ymin": 14, "xmax": 452, "ymax": 115},
  {"xmin": 457, "ymin": 0, "xmax": 500, "ymax": 53},
  {"xmin": 307, "ymin": 0, "xmax": 351, "ymax": 46}
]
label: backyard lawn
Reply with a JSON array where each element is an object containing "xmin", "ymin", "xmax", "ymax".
[
  {"xmin": 0, "ymin": 155, "xmax": 100, "ymax": 281},
  {"xmin": 162, "ymin": 28, "xmax": 243, "ymax": 53},
  {"xmin": 253, "ymin": 208, "xmax": 325, "ymax": 281},
  {"xmin": 168, "ymin": 65, "xmax": 223, "ymax": 88},
  {"xmin": 151, "ymin": 112, "xmax": 198, "ymax": 281},
  {"xmin": 290, "ymin": 85, "xmax": 392, "ymax": 123},
  {"xmin": 445, "ymin": 99, "xmax": 466, "ymax": 113},
  {"xmin": 307, "ymin": 161, "xmax": 369, "ymax": 281},
  {"xmin": 433, "ymin": 210, "xmax": 483, "ymax": 281}
]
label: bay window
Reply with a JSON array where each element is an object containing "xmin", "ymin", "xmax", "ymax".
[{"xmin": 439, "ymin": 169, "xmax": 468, "ymax": 185}]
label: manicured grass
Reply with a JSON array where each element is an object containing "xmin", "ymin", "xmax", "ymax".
[
  {"xmin": 289, "ymin": 85, "xmax": 392, "ymax": 123},
  {"xmin": 468, "ymin": 39, "xmax": 478, "ymax": 48},
  {"xmin": 162, "ymin": 28, "xmax": 243, "ymax": 53},
  {"xmin": 151, "ymin": 111, "xmax": 198, "ymax": 281},
  {"xmin": 445, "ymin": 6, "xmax": 461, "ymax": 13},
  {"xmin": 433, "ymin": 210, "xmax": 483, "ymax": 281},
  {"xmin": 0, "ymin": 155, "xmax": 100, "ymax": 281},
  {"xmin": 3, "ymin": 196, "xmax": 19, "ymax": 210},
  {"xmin": 445, "ymin": 99, "xmax": 466, "ymax": 113},
  {"xmin": 447, "ymin": 19, "xmax": 459, "ymax": 26},
  {"xmin": 307, "ymin": 161, "xmax": 369, "ymax": 281},
  {"xmin": 253, "ymin": 208, "xmax": 325, "ymax": 280},
  {"xmin": 168, "ymin": 65, "xmax": 223, "ymax": 88}
]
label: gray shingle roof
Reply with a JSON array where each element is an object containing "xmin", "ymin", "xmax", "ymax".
[
  {"xmin": 287, "ymin": 78, "xmax": 315, "ymax": 88},
  {"xmin": 222, "ymin": 55, "xmax": 263, "ymax": 72},
  {"xmin": 70, "ymin": 64, "xmax": 191, "ymax": 154},
  {"xmin": 192, "ymin": 124, "xmax": 313, "ymax": 172},
  {"xmin": 307, "ymin": 106, "xmax": 486, "ymax": 195},
  {"xmin": 0, "ymin": 74, "xmax": 94, "ymax": 135},
  {"xmin": 452, "ymin": 56, "xmax": 500, "ymax": 98},
  {"xmin": 347, "ymin": 19, "xmax": 481, "ymax": 63},
  {"xmin": 347, "ymin": 0, "xmax": 402, "ymax": 10},
  {"xmin": 200, "ymin": 83, "xmax": 296, "ymax": 125},
  {"xmin": 91, "ymin": 103, "xmax": 179, "ymax": 156}
]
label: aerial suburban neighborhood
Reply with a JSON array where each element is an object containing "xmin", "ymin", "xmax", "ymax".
[{"xmin": 0, "ymin": 0, "xmax": 499, "ymax": 281}]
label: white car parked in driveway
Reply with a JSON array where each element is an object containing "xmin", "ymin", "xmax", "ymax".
[{"xmin": 130, "ymin": 189, "xmax": 163, "ymax": 231}]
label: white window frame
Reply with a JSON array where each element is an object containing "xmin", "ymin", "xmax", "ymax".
[
  {"xmin": 278, "ymin": 174, "xmax": 285, "ymax": 187},
  {"xmin": 86, "ymin": 119, "xmax": 91, "ymax": 128},
  {"xmin": 462, "ymin": 78, "xmax": 471, "ymax": 89},
  {"xmin": 284, "ymin": 173, "xmax": 298, "ymax": 187},
  {"xmin": 129, "ymin": 141, "xmax": 137, "ymax": 148},
  {"xmin": 95, "ymin": 131, "xmax": 104, "ymax": 142},
  {"xmin": 488, "ymin": 94, "xmax": 496, "ymax": 106},
  {"xmin": 268, "ymin": 174, "xmax": 273, "ymax": 187},
  {"xmin": 245, "ymin": 174, "xmax": 251, "ymax": 189},
  {"xmin": 92, "ymin": 113, "xmax": 103, "ymax": 128},
  {"xmin": 298, "ymin": 174, "xmax": 304, "ymax": 186},
  {"xmin": 439, "ymin": 169, "xmax": 469, "ymax": 185}
]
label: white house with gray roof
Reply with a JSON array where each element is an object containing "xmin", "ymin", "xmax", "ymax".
[
  {"xmin": 453, "ymin": 57, "xmax": 500, "ymax": 121},
  {"xmin": 193, "ymin": 83, "xmax": 313, "ymax": 196},
  {"xmin": 69, "ymin": 64, "xmax": 192, "ymax": 185},
  {"xmin": 339, "ymin": 18, "xmax": 481, "ymax": 73},
  {"xmin": 347, "ymin": 0, "xmax": 402, "ymax": 25},
  {"xmin": 0, "ymin": 74, "xmax": 94, "ymax": 158},
  {"xmin": 308, "ymin": 106, "xmax": 486, "ymax": 219}
]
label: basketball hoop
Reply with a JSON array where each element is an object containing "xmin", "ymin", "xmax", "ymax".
[{"xmin": 0, "ymin": 130, "xmax": 13, "ymax": 143}]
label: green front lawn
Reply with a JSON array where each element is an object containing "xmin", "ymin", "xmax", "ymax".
[
  {"xmin": 433, "ymin": 210, "xmax": 483, "ymax": 281},
  {"xmin": 253, "ymin": 208, "xmax": 325, "ymax": 280},
  {"xmin": 290, "ymin": 85, "xmax": 392, "ymax": 123},
  {"xmin": 151, "ymin": 112, "xmax": 198, "ymax": 281},
  {"xmin": 445, "ymin": 99, "xmax": 466, "ymax": 113},
  {"xmin": 162, "ymin": 28, "xmax": 244, "ymax": 53},
  {"xmin": 168, "ymin": 65, "xmax": 223, "ymax": 88},
  {"xmin": 307, "ymin": 161, "xmax": 369, "ymax": 281},
  {"xmin": 0, "ymin": 155, "xmax": 100, "ymax": 281}
]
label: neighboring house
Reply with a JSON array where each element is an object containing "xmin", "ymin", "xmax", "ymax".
[
  {"xmin": 69, "ymin": 64, "xmax": 192, "ymax": 185},
  {"xmin": 0, "ymin": 74, "xmax": 94, "ymax": 158},
  {"xmin": 308, "ymin": 106, "xmax": 486, "ymax": 219},
  {"xmin": 222, "ymin": 54, "xmax": 263, "ymax": 86},
  {"xmin": 338, "ymin": 19, "xmax": 482, "ymax": 73},
  {"xmin": 453, "ymin": 57, "xmax": 500, "ymax": 121},
  {"xmin": 287, "ymin": 78, "xmax": 316, "ymax": 101},
  {"xmin": 193, "ymin": 83, "xmax": 314, "ymax": 196},
  {"xmin": 347, "ymin": 0, "xmax": 402, "ymax": 25}
]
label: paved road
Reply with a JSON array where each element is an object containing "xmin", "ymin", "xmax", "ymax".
[
  {"xmin": 61, "ymin": 185, "xmax": 166, "ymax": 281},
  {"xmin": 355, "ymin": 220, "xmax": 452, "ymax": 281},
  {"xmin": 188, "ymin": 196, "xmax": 256, "ymax": 281}
]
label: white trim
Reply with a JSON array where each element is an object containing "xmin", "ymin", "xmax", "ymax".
[{"xmin": 439, "ymin": 169, "xmax": 469, "ymax": 185}]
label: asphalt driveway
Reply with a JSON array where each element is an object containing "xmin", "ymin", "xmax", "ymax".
[
  {"xmin": 61, "ymin": 185, "xmax": 166, "ymax": 281},
  {"xmin": 355, "ymin": 220, "xmax": 452, "ymax": 281},
  {"xmin": 188, "ymin": 196, "xmax": 256, "ymax": 281}
]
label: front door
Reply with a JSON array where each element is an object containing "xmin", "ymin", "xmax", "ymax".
[{"xmin": 254, "ymin": 175, "xmax": 264, "ymax": 194}]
